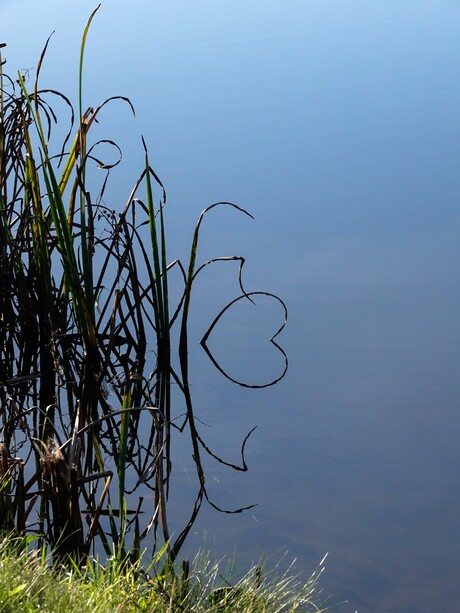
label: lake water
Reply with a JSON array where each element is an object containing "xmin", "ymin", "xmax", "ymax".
[{"xmin": 3, "ymin": 1, "xmax": 460, "ymax": 611}]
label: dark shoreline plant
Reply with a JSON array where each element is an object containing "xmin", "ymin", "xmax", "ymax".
[{"xmin": 0, "ymin": 6, "xmax": 287, "ymax": 567}]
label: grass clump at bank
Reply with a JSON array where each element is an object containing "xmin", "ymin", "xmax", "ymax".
[{"xmin": 0, "ymin": 537, "xmax": 328, "ymax": 612}]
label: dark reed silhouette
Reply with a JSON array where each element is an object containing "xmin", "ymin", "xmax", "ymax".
[{"xmin": 0, "ymin": 6, "xmax": 287, "ymax": 567}]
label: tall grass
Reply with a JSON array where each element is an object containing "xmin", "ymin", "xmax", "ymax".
[
  {"xmin": 0, "ymin": 536, "xmax": 328, "ymax": 612},
  {"xmin": 0, "ymin": 6, "xmax": 288, "ymax": 567}
]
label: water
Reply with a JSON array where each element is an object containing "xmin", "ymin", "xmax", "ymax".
[{"xmin": 3, "ymin": 1, "xmax": 460, "ymax": 610}]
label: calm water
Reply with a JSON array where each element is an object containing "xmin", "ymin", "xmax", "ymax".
[{"xmin": 3, "ymin": 1, "xmax": 460, "ymax": 610}]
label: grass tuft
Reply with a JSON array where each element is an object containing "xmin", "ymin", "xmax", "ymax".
[{"xmin": 0, "ymin": 536, "xmax": 328, "ymax": 612}]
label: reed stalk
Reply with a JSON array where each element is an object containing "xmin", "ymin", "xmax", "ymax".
[{"xmin": 0, "ymin": 7, "xmax": 287, "ymax": 568}]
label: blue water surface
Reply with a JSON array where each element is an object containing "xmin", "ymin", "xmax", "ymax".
[{"xmin": 2, "ymin": 2, "xmax": 460, "ymax": 610}]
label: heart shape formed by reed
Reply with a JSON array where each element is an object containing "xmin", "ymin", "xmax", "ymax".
[{"xmin": 200, "ymin": 291, "xmax": 288, "ymax": 388}]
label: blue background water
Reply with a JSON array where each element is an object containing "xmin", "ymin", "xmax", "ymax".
[{"xmin": 3, "ymin": 2, "xmax": 460, "ymax": 610}]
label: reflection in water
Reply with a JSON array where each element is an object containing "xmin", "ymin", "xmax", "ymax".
[{"xmin": 2, "ymin": 1, "xmax": 460, "ymax": 610}]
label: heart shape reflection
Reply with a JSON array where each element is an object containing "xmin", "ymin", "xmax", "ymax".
[{"xmin": 200, "ymin": 291, "xmax": 288, "ymax": 388}]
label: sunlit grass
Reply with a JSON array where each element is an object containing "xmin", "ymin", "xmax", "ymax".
[{"xmin": 0, "ymin": 536, "xmax": 328, "ymax": 612}]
